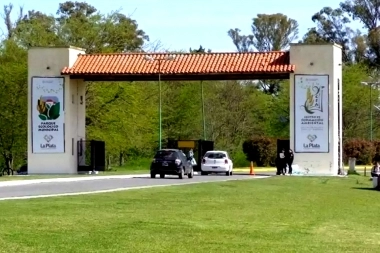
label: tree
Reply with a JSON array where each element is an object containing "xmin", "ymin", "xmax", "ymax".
[
  {"xmin": 340, "ymin": 0, "xmax": 380, "ymax": 66},
  {"xmin": 189, "ymin": 45, "xmax": 211, "ymax": 53},
  {"xmin": 341, "ymin": 64, "xmax": 379, "ymax": 139},
  {"xmin": 1, "ymin": 4, "xmax": 24, "ymax": 39},
  {"xmin": 227, "ymin": 28, "xmax": 253, "ymax": 52},
  {"xmin": 228, "ymin": 14, "xmax": 298, "ymax": 94},
  {"xmin": 301, "ymin": 28, "xmax": 327, "ymax": 44},
  {"xmin": 351, "ymin": 30, "xmax": 368, "ymax": 63},
  {"xmin": 0, "ymin": 40, "xmax": 27, "ymax": 169},
  {"xmin": 228, "ymin": 14, "xmax": 298, "ymax": 52},
  {"xmin": 56, "ymin": 1, "xmax": 149, "ymax": 53},
  {"xmin": 86, "ymin": 81, "xmax": 157, "ymax": 165},
  {"xmin": 263, "ymin": 80, "xmax": 290, "ymax": 138},
  {"xmin": 203, "ymin": 81, "xmax": 267, "ymax": 153},
  {"xmin": 301, "ymin": 7, "xmax": 353, "ymax": 63},
  {"xmin": 250, "ymin": 13, "xmax": 299, "ymax": 51},
  {"xmin": 162, "ymin": 81, "xmax": 203, "ymax": 140},
  {"xmin": 12, "ymin": 10, "xmax": 62, "ymax": 48},
  {"xmin": 340, "ymin": 0, "xmax": 380, "ymax": 30},
  {"xmin": 4, "ymin": 1, "xmax": 150, "ymax": 53}
]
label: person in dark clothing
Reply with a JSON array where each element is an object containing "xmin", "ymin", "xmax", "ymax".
[
  {"xmin": 279, "ymin": 148, "xmax": 287, "ymax": 175},
  {"xmin": 371, "ymin": 162, "xmax": 380, "ymax": 178},
  {"xmin": 286, "ymin": 149, "xmax": 294, "ymax": 175},
  {"xmin": 275, "ymin": 157, "xmax": 282, "ymax": 175}
]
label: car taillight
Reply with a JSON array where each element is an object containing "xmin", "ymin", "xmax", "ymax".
[
  {"xmin": 202, "ymin": 159, "xmax": 206, "ymax": 164},
  {"xmin": 175, "ymin": 159, "xmax": 181, "ymax": 165},
  {"xmin": 224, "ymin": 159, "xmax": 228, "ymax": 164}
]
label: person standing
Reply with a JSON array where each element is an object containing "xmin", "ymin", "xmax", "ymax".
[
  {"xmin": 371, "ymin": 162, "xmax": 380, "ymax": 178},
  {"xmin": 275, "ymin": 156, "xmax": 281, "ymax": 175},
  {"xmin": 286, "ymin": 149, "xmax": 294, "ymax": 175},
  {"xmin": 188, "ymin": 149, "xmax": 197, "ymax": 166},
  {"xmin": 279, "ymin": 148, "xmax": 287, "ymax": 175}
]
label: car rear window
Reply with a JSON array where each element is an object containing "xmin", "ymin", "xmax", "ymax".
[
  {"xmin": 154, "ymin": 150, "xmax": 177, "ymax": 159},
  {"xmin": 205, "ymin": 152, "xmax": 226, "ymax": 159}
]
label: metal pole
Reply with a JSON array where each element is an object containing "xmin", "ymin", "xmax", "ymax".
[
  {"xmin": 371, "ymin": 84, "xmax": 373, "ymax": 141},
  {"xmin": 201, "ymin": 80, "xmax": 206, "ymax": 140},
  {"xmin": 158, "ymin": 60, "xmax": 162, "ymax": 150}
]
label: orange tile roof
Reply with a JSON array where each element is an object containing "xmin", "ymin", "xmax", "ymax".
[{"xmin": 61, "ymin": 51, "xmax": 295, "ymax": 78}]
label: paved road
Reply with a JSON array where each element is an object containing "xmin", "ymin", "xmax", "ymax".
[{"xmin": 0, "ymin": 172, "xmax": 273, "ymax": 200}]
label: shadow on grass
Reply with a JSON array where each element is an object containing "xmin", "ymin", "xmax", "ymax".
[
  {"xmin": 132, "ymin": 173, "xmax": 273, "ymax": 180},
  {"xmin": 351, "ymin": 187, "xmax": 378, "ymax": 191},
  {"xmin": 235, "ymin": 173, "xmax": 273, "ymax": 176},
  {"xmin": 133, "ymin": 176, "xmax": 192, "ymax": 180}
]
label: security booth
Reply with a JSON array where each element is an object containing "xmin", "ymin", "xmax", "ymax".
[
  {"xmin": 277, "ymin": 139, "xmax": 290, "ymax": 154},
  {"xmin": 166, "ymin": 139, "xmax": 214, "ymax": 171},
  {"xmin": 77, "ymin": 139, "xmax": 106, "ymax": 172}
]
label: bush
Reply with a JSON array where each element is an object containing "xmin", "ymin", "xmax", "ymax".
[
  {"xmin": 343, "ymin": 138, "xmax": 375, "ymax": 165},
  {"xmin": 372, "ymin": 140, "xmax": 380, "ymax": 163},
  {"xmin": 242, "ymin": 137, "xmax": 276, "ymax": 167},
  {"xmin": 230, "ymin": 150, "xmax": 249, "ymax": 168}
]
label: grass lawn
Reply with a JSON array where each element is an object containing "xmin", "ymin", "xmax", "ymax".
[{"xmin": 0, "ymin": 175, "xmax": 379, "ymax": 252}]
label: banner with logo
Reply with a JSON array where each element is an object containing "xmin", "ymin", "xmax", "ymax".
[
  {"xmin": 294, "ymin": 75, "xmax": 329, "ymax": 153},
  {"xmin": 31, "ymin": 77, "xmax": 65, "ymax": 153}
]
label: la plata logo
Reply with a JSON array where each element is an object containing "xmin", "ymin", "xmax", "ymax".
[
  {"xmin": 41, "ymin": 134, "xmax": 56, "ymax": 149},
  {"xmin": 304, "ymin": 134, "xmax": 320, "ymax": 149},
  {"xmin": 40, "ymin": 143, "xmax": 56, "ymax": 149}
]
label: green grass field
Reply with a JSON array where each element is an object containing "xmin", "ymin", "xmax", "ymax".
[{"xmin": 0, "ymin": 175, "xmax": 378, "ymax": 252}]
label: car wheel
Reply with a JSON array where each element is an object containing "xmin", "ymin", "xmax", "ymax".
[
  {"xmin": 179, "ymin": 168, "xmax": 184, "ymax": 179},
  {"xmin": 150, "ymin": 172, "xmax": 156, "ymax": 178},
  {"xmin": 160, "ymin": 174, "xmax": 165, "ymax": 178},
  {"xmin": 188, "ymin": 167, "xmax": 194, "ymax": 178},
  {"xmin": 225, "ymin": 171, "xmax": 230, "ymax": 176}
]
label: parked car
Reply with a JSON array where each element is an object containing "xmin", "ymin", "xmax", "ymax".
[
  {"xmin": 150, "ymin": 149, "xmax": 194, "ymax": 179},
  {"xmin": 200, "ymin": 150, "xmax": 233, "ymax": 176}
]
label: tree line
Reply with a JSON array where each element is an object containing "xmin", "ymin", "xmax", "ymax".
[{"xmin": 0, "ymin": 0, "xmax": 379, "ymax": 170}]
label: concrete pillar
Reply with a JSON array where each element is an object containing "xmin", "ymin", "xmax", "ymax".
[
  {"xmin": 289, "ymin": 43, "xmax": 343, "ymax": 176},
  {"xmin": 28, "ymin": 46, "xmax": 86, "ymax": 174}
]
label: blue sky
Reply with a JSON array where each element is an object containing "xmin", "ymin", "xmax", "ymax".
[{"xmin": 0, "ymin": 0, "xmax": 364, "ymax": 52}]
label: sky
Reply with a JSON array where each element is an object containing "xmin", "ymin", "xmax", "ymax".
[{"xmin": 0, "ymin": 0, "xmax": 365, "ymax": 52}]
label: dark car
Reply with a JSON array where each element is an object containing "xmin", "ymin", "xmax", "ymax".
[{"xmin": 150, "ymin": 149, "xmax": 194, "ymax": 179}]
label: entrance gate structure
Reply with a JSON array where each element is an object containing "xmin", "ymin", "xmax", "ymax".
[{"xmin": 27, "ymin": 43, "xmax": 342, "ymax": 175}]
